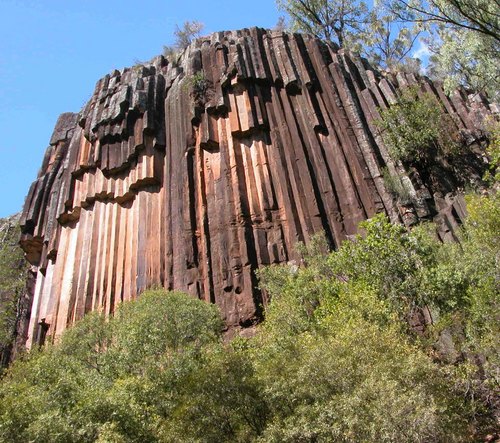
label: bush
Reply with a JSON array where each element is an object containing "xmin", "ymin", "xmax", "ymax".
[
  {"xmin": 256, "ymin": 195, "xmax": 500, "ymax": 440},
  {"xmin": 254, "ymin": 277, "xmax": 471, "ymax": 442},
  {"xmin": 460, "ymin": 193, "xmax": 500, "ymax": 407},
  {"xmin": 0, "ymin": 218, "xmax": 26, "ymax": 367},
  {"xmin": 483, "ymin": 120, "xmax": 500, "ymax": 184},
  {"xmin": 0, "ymin": 291, "xmax": 225, "ymax": 442},
  {"xmin": 376, "ymin": 86, "xmax": 461, "ymax": 163},
  {"xmin": 173, "ymin": 21, "xmax": 204, "ymax": 50},
  {"xmin": 184, "ymin": 71, "xmax": 212, "ymax": 108}
]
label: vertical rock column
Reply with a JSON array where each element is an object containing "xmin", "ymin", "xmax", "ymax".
[{"xmin": 19, "ymin": 28, "xmax": 495, "ymax": 347}]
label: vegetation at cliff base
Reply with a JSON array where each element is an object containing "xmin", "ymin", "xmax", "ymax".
[
  {"xmin": 0, "ymin": 192, "xmax": 498, "ymax": 442},
  {"xmin": 0, "ymin": 217, "xmax": 26, "ymax": 368}
]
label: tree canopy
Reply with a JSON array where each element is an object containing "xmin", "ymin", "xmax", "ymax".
[{"xmin": 277, "ymin": 0, "xmax": 499, "ymax": 96}]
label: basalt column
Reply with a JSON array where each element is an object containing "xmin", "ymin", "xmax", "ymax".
[{"xmin": 20, "ymin": 28, "xmax": 495, "ymax": 347}]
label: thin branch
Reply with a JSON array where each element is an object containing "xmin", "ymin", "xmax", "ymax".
[{"xmin": 392, "ymin": 0, "xmax": 500, "ymax": 41}]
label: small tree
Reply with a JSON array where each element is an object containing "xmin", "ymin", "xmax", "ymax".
[
  {"xmin": 376, "ymin": 86, "xmax": 460, "ymax": 163},
  {"xmin": 362, "ymin": 9, "xmax": 423, "ymax": 70},
  {"xmin": 274, "ymin": 15, "xmax": 288, "ymax": 32},
  {"xmin": 276, "ymin": 0, "xmax": 370, "ymax": 48},
  {"xmin": 163, "ymin": 20, "xmax": 205, "ymax": 64},
  {"xmin": 174, "ymin": 20, "xmax": 204, "ymax": 50},
  {"xmin": 386, "ymin": 0, "xmax": 500, "ymax": 97}
]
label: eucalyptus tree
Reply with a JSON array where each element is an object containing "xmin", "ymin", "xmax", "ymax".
[
  {"xmin": 276, "ymin": 0, "xmax": 371, "ymax": 48},
  {"xmin": 388, "ymin": 0, "xmax": 499, "ymax": 97}
]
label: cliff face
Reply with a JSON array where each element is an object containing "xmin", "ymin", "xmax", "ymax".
[{"xmin": 19, "ymin": 28, "xmax": 495, "ymax": 347}]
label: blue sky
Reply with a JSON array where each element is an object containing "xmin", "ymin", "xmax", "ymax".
[{"xmin": 0, "ymin": 0, "xmax": 281, "ymax": 217}]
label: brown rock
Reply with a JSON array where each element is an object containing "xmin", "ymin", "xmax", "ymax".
[{"xmin": 19, "ymin": 28, "xmax": 494, "ymax": 347}]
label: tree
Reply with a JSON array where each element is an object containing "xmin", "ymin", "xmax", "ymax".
[
  {"xmin": 173, "ymin": 20, "xmax": 204, "ymax": 50},
  {"xmin": 388, "ymin": 0, "xmax": 499, "ymax": 42},
  {"xmin": 483, "ymin": 120, "xmax": 500, "ymax": 184},
  {"xmin": 276, "ymin": 0, "xmax": 370, "ymax": 47},
  {"xmin": 387, "ymin": 0, "xmax": 499, "ymax": 97},
  {"xmin": 273, "ymin": 15, "xmax": 288, "ymax": 32},
  {"xmin": 0, "ymin": 290, "xmax": 265, "ymax": 442},
  {"xmin": 428, "ymin": 26, "xmax": 499, "ymax": 99},
  {"xmin": 277, "ymin": 0, "xmax": 498, "ymax": 97},
  {"xmin": 459, "ymin": 193, "xmax": 500, "ymax": 407},
  {"xmin": 276, "ymin": 0, "xmax": 426, "ymax": 74},
  {"xmin": 255, "ymin": 224, "xmax": 475, "ymax": 441},
  {"xmin": 163, "ymin": 20, "xmax": 205, "ymax": 63},
  {"xmin": 361, "ymin": 9, "xmax": 423, "ymax": 70}
]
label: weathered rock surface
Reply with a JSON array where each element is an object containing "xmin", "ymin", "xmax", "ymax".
[{"xmin": 19, "ymin": 28, "xmax": 495, "ymax": 347}]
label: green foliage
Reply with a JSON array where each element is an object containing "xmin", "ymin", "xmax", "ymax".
[
  {"xmin": 1, "ymin": 194, "xmax": 499, "ymax": 441},
  {"xmin": 0, "ymin": 218, "xmax": 26, "ymax": 364},
  {"xmin": 376, "ymin": 86, "xmax": 460, "ymax": 163},
  {"xmin": 483, "ymin": 120, "xmax": 500, "ymax": 184},
  {"xmin": 428, "ymin": 26, "xmax": 499, "ymax": 100},
  {"xmin": 460, "ymin": 193, "xmax": 500, "ymax": 389},
  {"xmin": 0, "ymin": 291, "xmax": 217, "ymax": 442},
  {"xmin": 159, "ymin": 345, "xmax": 268, "ymax": 442},
  {"xmin": 109, "ymin": 290, "xmax": 222, "ymax": 373},
  {"xmin": 189, "ymin": 71, "xmax": 208, "ymax": 93},
  {"xmin": 276, "ymin": 0, "xmax": 370, "ymax": 48},
  {"xmin": 184, "ymin": 70, "xmax": 212, "ymax": 108},
  {"xmin": 387, "ymin": 0, "xmax": 499, "ymax": 98},
  {"xmin": 257, "ymin": 193, "xmax": 500, "ymax": 439},
  {"xmin": 255, "ymin": 261, "xmax": 471, "ymax": 441},
  {"xmin": 381, "ymin": 167, "xmax": 412, "ymax": 202}
]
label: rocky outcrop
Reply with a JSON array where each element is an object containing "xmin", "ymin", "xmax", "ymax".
[{"xmin": 19, "ymin": 28, "xmax": 495, "ymax": 347}]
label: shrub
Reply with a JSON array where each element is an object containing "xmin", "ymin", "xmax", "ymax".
[
  {"xmin": 381, "ymin": 166, "xmax": 412, "ymax": 203},
  {"xmin": 255, "ymin": 273, "xmax": 472, "ymax": 442},
  {"xmin": 256, "ymin": 195, "xmax": 500, "ymax": 439},
  {"xmin": 0, "ymin": 218, "xmax": 26, "ymax": 368},
  {"xmin": 173, "ymin": 21, "xmax": 204, "ymax": 50},
  {"xmin": 1, "ymin": 196, "xmax": 498, "ymax": 441},
  {"xmin": 376, "ymin": 86, "xmax": 460, "ymax": 163},
  {"xmin": 483, "ymin": 120, "xmax": 500, "ymax": 184},
  {"xmin": 0, "ymin": 291, "xmax": 225, "ymax": 442},
  {"xmin": 184, "ymin": 70, "xmax": 212, "ymax": 108}
]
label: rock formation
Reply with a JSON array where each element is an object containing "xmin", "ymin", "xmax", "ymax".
[{"xmin": 19, "ymin": 28, "xmax": 495, "ymax": 348}]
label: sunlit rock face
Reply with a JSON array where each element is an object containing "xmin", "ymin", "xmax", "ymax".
[{"xmin": 19, "ymin": 28, "xmax": 494, "ymax": 347}]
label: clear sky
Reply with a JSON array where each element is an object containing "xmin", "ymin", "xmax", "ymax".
[{"xmin": 0, "ymin": 0, "xmax": 281, "ymax": 217}]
